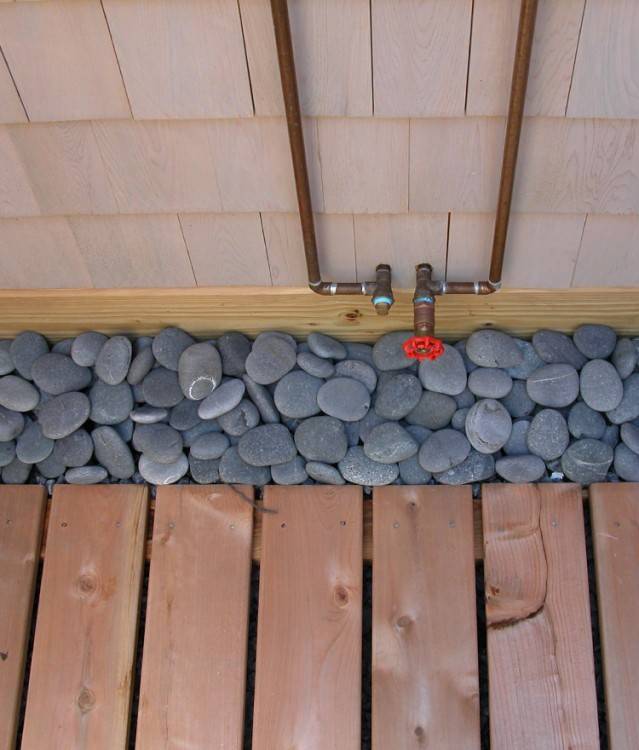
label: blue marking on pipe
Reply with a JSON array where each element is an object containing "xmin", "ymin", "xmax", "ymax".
[
  {"xmin": 372, "ymin": 296, "xmax": 393, "ymax": 305},
  {"xmin": 414, "ymin": 295, "xmax": 434, "ymax": 304}
]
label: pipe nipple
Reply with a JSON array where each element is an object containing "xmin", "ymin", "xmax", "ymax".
[{"xmin": 372, "ymin": 264, "xmax": 394, "ymax": 316}]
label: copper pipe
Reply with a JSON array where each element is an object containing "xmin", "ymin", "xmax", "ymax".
[
  {"xmin": 488, "ymin": 0, "xmax": 539, "ymax": 286},
  {"xmin": 270, "ymin": 0, "xmax": 538, "ymax": 301},
  {"xmin": 413, "ymin": 264, "xmax": 435, "ymax": 336},
  {"xmin": 270, "ymin": 0, "xmax": 319, "ymax": 286},
  {"xmin": 270, "ymin": 0, "xmax": 378, "ymax": 298}
]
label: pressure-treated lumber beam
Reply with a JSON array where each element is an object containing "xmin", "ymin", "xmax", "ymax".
[{"xmin": 0, "ymin": 287, "xmax": 638, "ymax": 341}]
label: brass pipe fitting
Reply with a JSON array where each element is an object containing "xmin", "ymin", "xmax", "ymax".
[{"xmin": 371, "ymin": 264, "xmax": 394, "ymax": 315}]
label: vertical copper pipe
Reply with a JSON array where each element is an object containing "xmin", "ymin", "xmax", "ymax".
[
  {"xmin": 270, "ymin": 0, "xmax": 321, "ymax": 287},
  {"xmin": 271, "ymin": 0, "xmax": 538, "ymax": 300},
  {"xmin": 488, "ymin": 0, "xmax": 539, "ymax": 286}
]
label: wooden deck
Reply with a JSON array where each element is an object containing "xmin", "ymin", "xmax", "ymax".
[{"xmin": 1, "ymin": 482, "xmax": 637, "ymax": 749}]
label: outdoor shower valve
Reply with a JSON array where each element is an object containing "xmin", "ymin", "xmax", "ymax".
[{"xmin": 403, "ymin": 335, "xmax": 445, "ymax": 361}]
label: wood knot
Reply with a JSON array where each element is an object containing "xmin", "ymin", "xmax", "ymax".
[
  {"xmin": 343, "ymin": 309, "xmax": 361, "ymax": 322},
  {"xmin": 77, "ymin": 687, "xmax": 96, "ymax": 713},
  {"xmin": 334, "ymin": 585, "xmax": 350, "ymax": 607},
  {"xmin": 77, "ymin": 573, "xmax": 97, "ymax": 596},
  {"xmin": 397, "ymin": 615, "xmax": 412, "ymax": 629}
]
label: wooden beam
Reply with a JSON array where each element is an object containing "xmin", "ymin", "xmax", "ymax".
[{"xmin": 0, "ymin": 287, "xmax": 637, "ymax": 341}]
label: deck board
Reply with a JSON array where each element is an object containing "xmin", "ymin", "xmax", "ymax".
[
  {"xmin": 135, "ymin": 485, "xmax": 253, "ymax": 749},
  {"xmin": 590, "ymin": 482, "xmax": 639, "ymax": 750},
  {"xmin": 252, "ymin": 485, "xmax": 363, "ymax": 750},
  {"xmin": 372, "ymin": 486, "xmax": 480, "ymax": 749},
  {"xmin": 0, "ymin": 486, "xmax": 46, "ymax": 750},
  {"xmin": 483, "ymin": 483, "xmax": 599, "ymax": 750},
  {"xmin": 21, "ymin": 485, "xmax": 147, "ymax": 750}
]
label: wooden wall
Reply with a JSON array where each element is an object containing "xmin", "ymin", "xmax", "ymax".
[{"xmin": 0, "ymin": 0, "xmax": 638, "ymax": 290}]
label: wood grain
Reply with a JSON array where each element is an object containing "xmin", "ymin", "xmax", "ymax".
[
  {"xmin": 237, "ymin": 0, "xmax": 283, "ymax": 116},
  {"xmin": 179, "ymin": 212, "xmax": 271, "ymax": 286},
  {"xmin": 411, "ymin": 117, "xmax": 639, "ymax": 215},
  {"xmin": 92, "ymin": 119, "xmax": 222, "ymax": 214},
  {"xmin": 372, "ymin": 0, "xmax": 471, "ymax": 116},
  {"xmin": 21, "ymin": 485, "xmax": 147, "ymax": 750},
  {"xmin": 573, "ymin": 215, "xmax": 639, "ymax": 287},
  {"xmin": 1, "ymin": 117, "xmax": 639, "ymax": 219},
  {"xmin": 69, "ymin": 214, "xmax": 196, "ymax": 288},
  {"xmin": 0, "ymin": 52, "xmax": 26, "ymax": 123},
  {"xmin": 1, "ymin": 122, "xmax": 118, "ymax": 217},
  {"xmin": 514, "ymin": 118, "xmax": 639, "ymax": 215},
  {"xmin": 252, "ymin": 485, "xmax": 362, "ymax": 750},
  {"xmin": 373, "ymin": 486, "xmax": 480, "ymax": 749},
  {"xmin": 103, "ymin": 0, "xmax": 253, "ymax": 119},
  {"xmin": 260, "ymin": 212, "xmax": 357, "ymax": 285},
  {"xmin": 259, "ymin": 212, "xmax": 309, "ymax": 285},
  {"xmin": 0, "ymin": 126, "xmax": 40, "ymax": 217},
  {"xmin": 0, "ymin": 215, "xmax": 197, "ymax": 289},
  {"xmin": 447, "ymin": 213, "xmax": 586, "ymax": 287},
  {"xmin": 93, "ymin": 118, "xmax": 296, "ymax": 214},
  {"xmin": 0, "ymin": 217, "xmax": 93, "ymax": 288},
  {"xmin": 318, "ymin": 118, "xmax": 409, "ymax": 214},
  {"xmin": 410, "ymin": 118, "xmax": 505, "ymax": 213},
  {"xmin": 0, "ymin": 486, "xmax": 46, "ymax": 750},
  {"xmin": 312, "ymin": 214, "xmax": 357, "ymax": 280},
  {"xmin": 353, "ymin": 213, "xmax": 447, "ymax": 287},
  {"xmin": 1, "ymin": 288, "xmax": 638, "ymax": 342},
  {"xmin": 568, "ymin": 0, "xmax": 639, "ymax": 118},
  {"xmin": 590, "ymin": 483, "xmax": 639, "ymax": 750},
  {"xmin": 0, "ymin": 0, "xmax": 130, "ymax": 121},
  {"xmin": 467, "ymin": 0, "xmax": 585, "ymax": 116},
  {"xmin": 239, "ymin": 0, "xmax": 372, "ymax": 116},
  {"xmin": 483, "ymin": 484, "xmax": 599, "ymax": 750},
  {"xmin": 135, "ymin": 486, "xmax": 253, "ymax": 749},
  {"xmin": 38, "ymin": 495, "xmax": 484, "ymax": 565}
]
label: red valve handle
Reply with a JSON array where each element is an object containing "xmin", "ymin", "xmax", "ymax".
[{"xmin": 403, "ymin": 335, "xmax": 445, "ymax": 361}]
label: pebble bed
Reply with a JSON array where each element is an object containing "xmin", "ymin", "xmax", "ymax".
[{"xmin": 0, "ymin": 325, "xmax": 638, "ymax": 490}]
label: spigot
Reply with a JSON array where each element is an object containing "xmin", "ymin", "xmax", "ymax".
[
  {"xmin": 371, "ymin": 263, "xmax": 394, "ymax": 315},
  {"xmin": 403, "ymin": 263, "xmax": 445, "ymax": 361}
]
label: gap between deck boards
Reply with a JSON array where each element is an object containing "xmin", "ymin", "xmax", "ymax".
[{"xmin": 36, "ymin": 486, "xmax": 591, "ymax": 563}]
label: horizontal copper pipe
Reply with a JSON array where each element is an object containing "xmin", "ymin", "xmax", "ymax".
[{"xmin": 312, "ymin": 281, "xmax": 376, "ymax": 296}]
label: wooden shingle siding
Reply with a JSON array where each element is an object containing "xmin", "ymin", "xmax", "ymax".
[
  {"xmin": 567, "ymin": 0, "xmax": 639, "ymax": 119},
  {"xmin": 0, "ymin": 0, "xmax": 637, "ymax": 289},
  {"xmin": 0, "ymin": 53, "xmax": 26, "ymax": 124},
  {"xmin": 0, "ymin": 0, "xmax": 130, "ymax": 122},
  {"xmin": 240, "ymin": 0, "xmax": 373, "ymax": 117},
  {"xmin": 447, "ymin": 213, "xmax": 587, "ymax": 288},
  {"xmin": 178, "ymin": 213, "xmax": 272, "ymax": 286},
  {"xmin": 372, "ymin": 0, "xmax": 472, "ymax": 117},
  {"xmin": 467, "ymin": 0, "xmax": 585, "ymax": 117},
  {"xmin": 572, "ymin": 215, "xmax": 639, "ymax": 287},
  {"xmin": 103, "ymin": 0, "xmax": 254, "ymax": 120},
  {"xmin": 317, "ymin": 118, "xmax": 410, "ymax": 214}
]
